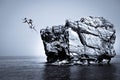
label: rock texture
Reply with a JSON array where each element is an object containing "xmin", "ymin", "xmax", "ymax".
[
  {"xmin": 40, "ymin": 16, "xmax": 116, "ymax": 64},
  {"xmin": 68, "ymin": 16, "xmax": 116, "ymax": 57},
  {"xmin": 40, "ymin": 26, "xmax": 70, "ymax": 63}
]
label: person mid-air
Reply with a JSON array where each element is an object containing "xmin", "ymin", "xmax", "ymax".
[{"xmin": 23, "ymin": 18, "xmax": 37, "ymax": 32}]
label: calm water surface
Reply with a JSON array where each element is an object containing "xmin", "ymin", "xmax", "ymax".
[{"xmin": 0, "ymin": 56, "xmax": 120, "ymax": 80}]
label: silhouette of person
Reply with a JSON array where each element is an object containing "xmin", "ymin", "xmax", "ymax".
[
  {"xmin": 65, "ymin": 20, "xmax": 70, "ymax": 28},
  {"xmin": 23, "ymin": 18, "xmax": 38, "ymax": 32}
]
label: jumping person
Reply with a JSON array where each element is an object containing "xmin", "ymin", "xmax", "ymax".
[{"xmin": 23, "ymin": 18, "xmax": 38, "ymax": 33}]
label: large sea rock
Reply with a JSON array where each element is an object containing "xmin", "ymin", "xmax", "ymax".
[{"xmin": 40, "ymin": 16, "xmax": 116, "ymax": 63}]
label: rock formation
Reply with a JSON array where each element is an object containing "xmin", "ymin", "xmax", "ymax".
[{"xmin": 40, "ymin": 16, "xmax": 116, "ymax": 65}]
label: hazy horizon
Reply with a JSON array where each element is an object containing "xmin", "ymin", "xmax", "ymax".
[{"xmin": 0, "ymin": 0, "xmax": 120, "ymax": 57}]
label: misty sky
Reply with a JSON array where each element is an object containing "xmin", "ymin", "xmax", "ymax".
[{"xmin": 0, "ymin": 0, "xmax": 120, "ymax": 56}]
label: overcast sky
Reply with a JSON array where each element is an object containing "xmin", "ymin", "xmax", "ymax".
[{"xmin": 0, "ymin": 0, "xmax": 120, "ymax": 56}]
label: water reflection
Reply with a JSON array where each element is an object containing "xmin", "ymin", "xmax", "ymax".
[
  {"xmin": 70, "ymin": 64, "xmax": 117, "ymax": 80},
  {"xmin": 43, "ymin": 63, "xmax": 118, "ymax": 80},
  {"xmin": 43, "ymin": 64, "xmax": 70, "ymax": 80}
]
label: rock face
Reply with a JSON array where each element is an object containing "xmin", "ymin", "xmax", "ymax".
[
  {"xmin": 40, "ymin": 16, "xmax": 116, "ymax": 64},
  {"xmin": 40, "ymin": 26, "xmax": 70, "ymax": 63}
]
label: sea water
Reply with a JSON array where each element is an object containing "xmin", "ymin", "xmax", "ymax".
[{"xmin": 0, "ymin": 56, "xmax": 120, "ymax": 80}]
